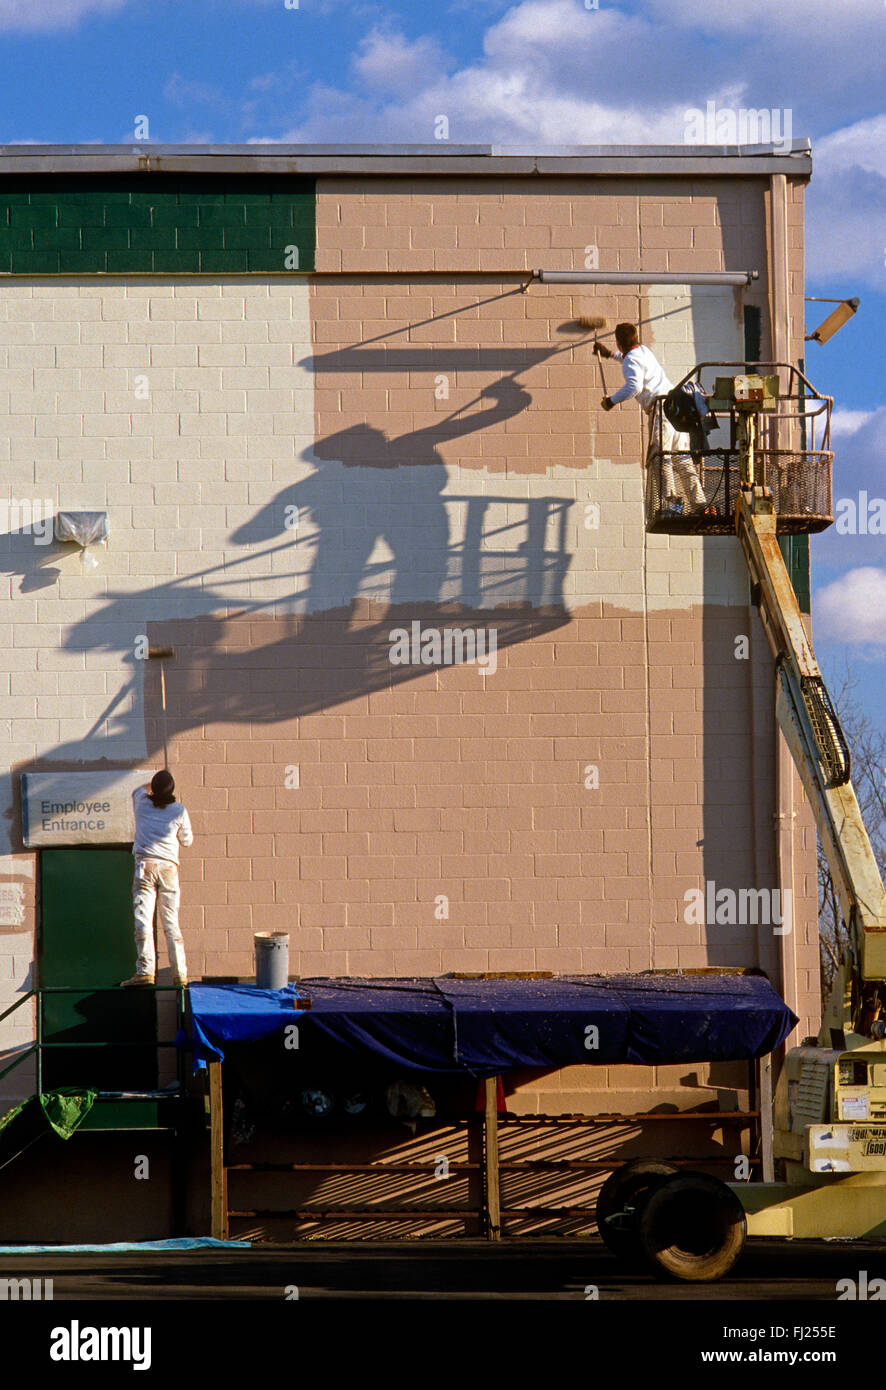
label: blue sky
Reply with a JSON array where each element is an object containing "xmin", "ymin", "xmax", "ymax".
[{"xmin": 2, "ymin": 0, "xmax": 884, "ymax": 723}]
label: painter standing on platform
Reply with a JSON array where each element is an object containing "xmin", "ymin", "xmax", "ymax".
[
  {"xmin": 121, "ymin": 770, "xmax": 193, "ymax": 989},
  {"xmin": 594, "ymin": 322, "xmax": 707, "ymax": 513}
]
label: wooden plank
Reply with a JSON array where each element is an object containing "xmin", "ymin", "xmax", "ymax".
[
  {"xmin": 498, "ymin": 1111, "xmax": 757, "ymax": 1124},
  {"xmin": 484, "ymin": 1075, "xmax": 501, "ymax": 1242},
  {"xmin": 228, "ymin": 1209, "xmax": 478, "ymax": 1220},
  {"xmin": 208, "ymin": 1061, "xmax": 228, "ymax": 1240},
  {"xmin": 226, "ymin": 1161, "xmax": 480, "ymax": 1173},
  {"xmin": 500, "ymin": 1206, "xmax": 599, "ymax": 1218},
  {"xmin": 226, "ymin": 1156, "xmax": 758, "ymax": 1173},
  {"xmin": 225, "ymin": 1205, "xmax": 611, "ymax": 1220}
]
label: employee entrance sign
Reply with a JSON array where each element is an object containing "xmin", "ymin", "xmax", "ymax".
[{"xmin": 22, "ymin": 770, "xmax": 152, "ymax": 847}]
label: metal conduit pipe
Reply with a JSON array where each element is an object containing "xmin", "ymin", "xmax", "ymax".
[{"xmin": 532, "ymin": 269, "xmax": 759, "ymax": 286}]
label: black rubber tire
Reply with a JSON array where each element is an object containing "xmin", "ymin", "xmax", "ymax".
[
  {"xmin": 637, "ymin": 1170, "xmax": 747, "ymax": 1282},
  {"xmin": 595, "ymin": 1159, "xmax": 679, "ymax": 1262}
]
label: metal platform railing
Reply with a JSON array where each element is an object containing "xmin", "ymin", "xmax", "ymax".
[
  {"xmin": 645, "ymin": 362, "xmax": 834, "ymax": 535},
  {"xmin": 0, "ymin": 984, "xmax": 187, "ymax": 1099}
]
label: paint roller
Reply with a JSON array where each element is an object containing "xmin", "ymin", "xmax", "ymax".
[{"xmin": 576, "ymin": 312, "xmax": 610, "ymax": 391}]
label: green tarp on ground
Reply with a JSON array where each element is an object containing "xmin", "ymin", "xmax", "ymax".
[{"xmin": 0, "ymin": 1087, "xmax": 97, "ymax": 1164}]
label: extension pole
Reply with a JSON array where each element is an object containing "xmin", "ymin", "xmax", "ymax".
[
  {"xmin": 159, "ymin": 661, "xmax": 168, "ymax": 770},
  {"xmin": 595, "ymin": 337, "xmax": 608, "ymax": 394},
  {"xmin": 147, "ymin": 645, "xmax": 175, "ymax": 770}
]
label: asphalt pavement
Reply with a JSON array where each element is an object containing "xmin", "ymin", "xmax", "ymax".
[{"xmin": 1, "ymin": 1237, "xmax": 884, "ymax": 1300}]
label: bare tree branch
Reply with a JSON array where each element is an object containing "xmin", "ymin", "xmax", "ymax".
[{"xmin": 817, "ymin": 663, "xmax": 886, "ymax": 1000}]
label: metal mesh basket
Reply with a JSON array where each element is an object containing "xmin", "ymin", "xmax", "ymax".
[
  {"xmin": 645, "ymin": 448, "xmax": 737, "ymax": 534},
  {"xmin": 762, "ymin": 451, "xmax": 833, "ymax": 533},
  {"xmin": 644, "ymin": 361, "xmax": 835, "ymax": 536},
  {"xmin": 646, "ymin": 447, "xmax": 833, "ymax": 534}
]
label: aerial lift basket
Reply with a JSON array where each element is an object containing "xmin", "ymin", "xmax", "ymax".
[{"xmin": 645, "ymin": 361, "xmax": 833, "ymax": 535}]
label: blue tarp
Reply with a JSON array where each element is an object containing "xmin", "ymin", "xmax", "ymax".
[
  {"xmin": 185, "ymin": 974, "xmax": 796, "ymax": 1077},
  {"xmin": 187, "ymin": 983, "xmax": 305, "ymax": 1068}
]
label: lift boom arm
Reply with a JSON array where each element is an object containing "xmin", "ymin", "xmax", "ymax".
[{"xmin": 735, "ymin": 488, "xmax": 886, "ymax": 1003}]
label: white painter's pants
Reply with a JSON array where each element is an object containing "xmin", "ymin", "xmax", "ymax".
[
  {"xmin": 648, "ymin": 408, "xmax": 706, "ymax": 507},
  {"xmin": 133, "ymin": 857, "xmax": 187, "ymax": 981}
]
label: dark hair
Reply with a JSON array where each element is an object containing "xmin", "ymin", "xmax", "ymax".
[
  {"xmin": 149, "ymin": 770, "xmax": 176, "ymax": 809},
  {"xmin": 615, "ymin": 321, "xmax": 640, "ymax": 352}
]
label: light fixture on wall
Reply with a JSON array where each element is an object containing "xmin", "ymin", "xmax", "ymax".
[
  {"xmin": 55, "ymin": 511, "xmax": 109, "ymax": 570},
  {"xmin": 805, "ymin": 296, "xmax": 860, "ymax": 345}
]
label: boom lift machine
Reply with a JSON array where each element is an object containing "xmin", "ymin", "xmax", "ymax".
[{"xmin": 597, "ymin": 365, "xmax": 886, "ymax": 1280}]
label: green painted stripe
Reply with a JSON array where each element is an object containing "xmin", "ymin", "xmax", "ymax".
[
  {"xmin": 780, "ymin": 533, "xmax": 811, "ymax": 613},
  {"xmin": 0, "ymin": 176, "xmax": 316, "ymax": 274}
]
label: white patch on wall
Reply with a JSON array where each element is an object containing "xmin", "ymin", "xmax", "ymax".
[
  {"xmin": 0, "ymin": 857, "xmax": 33, "ymax": 878},
  {"xmin": 266, "ymin": 287, "xmax": 748, "ymax": 616},
  {"xmin": 0, "ymin": 276, "xmax": 748, "ymax": 862},
  {"xmin": 647, "ymin": 285, "xmax": 745, "ymax": 384},
  {"xmin": 268, "ymin": 283, "xmax": 747, "ymax": 615},
  {"xmin": 0, "ymin": 882, "xmax": 24, "ymax": 926},
  {"xmin": 0, "ymin": 279, "xmax": 318, "ymax": 849}
]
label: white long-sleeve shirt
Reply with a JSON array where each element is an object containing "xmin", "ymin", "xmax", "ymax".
[
  {"xmin": 609, "ymin": 345, "xmax": 673, "ymax": 411},
  {"xmin": 132, "ymin": 786, "xmax": 193, "ymax": 865}
]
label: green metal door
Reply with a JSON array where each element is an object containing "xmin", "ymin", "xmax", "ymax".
[{"xmin": 40, "ymin": 848, "xmax": 156, "ymax": 1090}]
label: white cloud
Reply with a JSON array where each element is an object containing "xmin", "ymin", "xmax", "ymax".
[
  {"xmin": 253, "ymin": 0, "xmax": 883, "ymax": 156},
  {"xmin": 353, "ymin": 28, "xmax": 453, "ymax": 98},
  {"xmin": 831, "ymin": 409, "xmax": 877, "ymax": 438},
  {"xmin": 184, "ymin": 0, "xmax": 886, "ymax": 299},
  {"xmin": 165, "ymin": 73, "xmax": 229, "ymax": 112},
  {"xmin": 230, "ymin": 0, "xmax": 372, "ymax": 10},
  {"xmin": 816, "ymin": 116, "xmax": 886, "ymax": 179},
  {"xmin": 269, "ymin": 2, "xmax": 721, "ymax": 146},
  {"xmin": 816, "ymin": 568, "xmax": 886, "ymax": 647},
  {"xmin": 829, "ymin": 405, "xmax": 886, "ymax": 465},
  {"xmin": 812, "ymin": 408, "xmax": 886, "ymax": 571},
  {"xmin": 248, "ymin": 72, "xmax": 281, "ymax": 94},
  {"xmin": 0, "ymin": 0, "xmax": 124, "ymax": 30},
  {"xmin": 646, "ymin": 0, "xmax": 885, "ymax": 37},
  {"xmin": 806, "ymin": 116, "xmax": 886, "ymax": 291}
]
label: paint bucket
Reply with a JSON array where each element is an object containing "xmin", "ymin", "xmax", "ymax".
[{"xmin": 254, "ymin": 931, "xmax": 290, "ymax": 990}]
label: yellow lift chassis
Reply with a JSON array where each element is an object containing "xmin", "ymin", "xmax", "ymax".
[
  {"xmin": 735, "ymin": 489, "xmax": 886, "ymax": 991},
  {"xmin": 598, "ymin": 370, "xmax": 886, "ymax": 1279},
  {"xmin": 726, "ymin": 370, "xmax": 886, "ymax": 1248},
  {"xmin": 733, "ymin": 474, "xmax": 886, "ymax": 1245}
]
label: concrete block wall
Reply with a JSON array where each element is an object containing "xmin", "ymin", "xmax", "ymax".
[{"xmin": 0, "ymin": 168, "xmax": 820, "ymax": 1129}]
